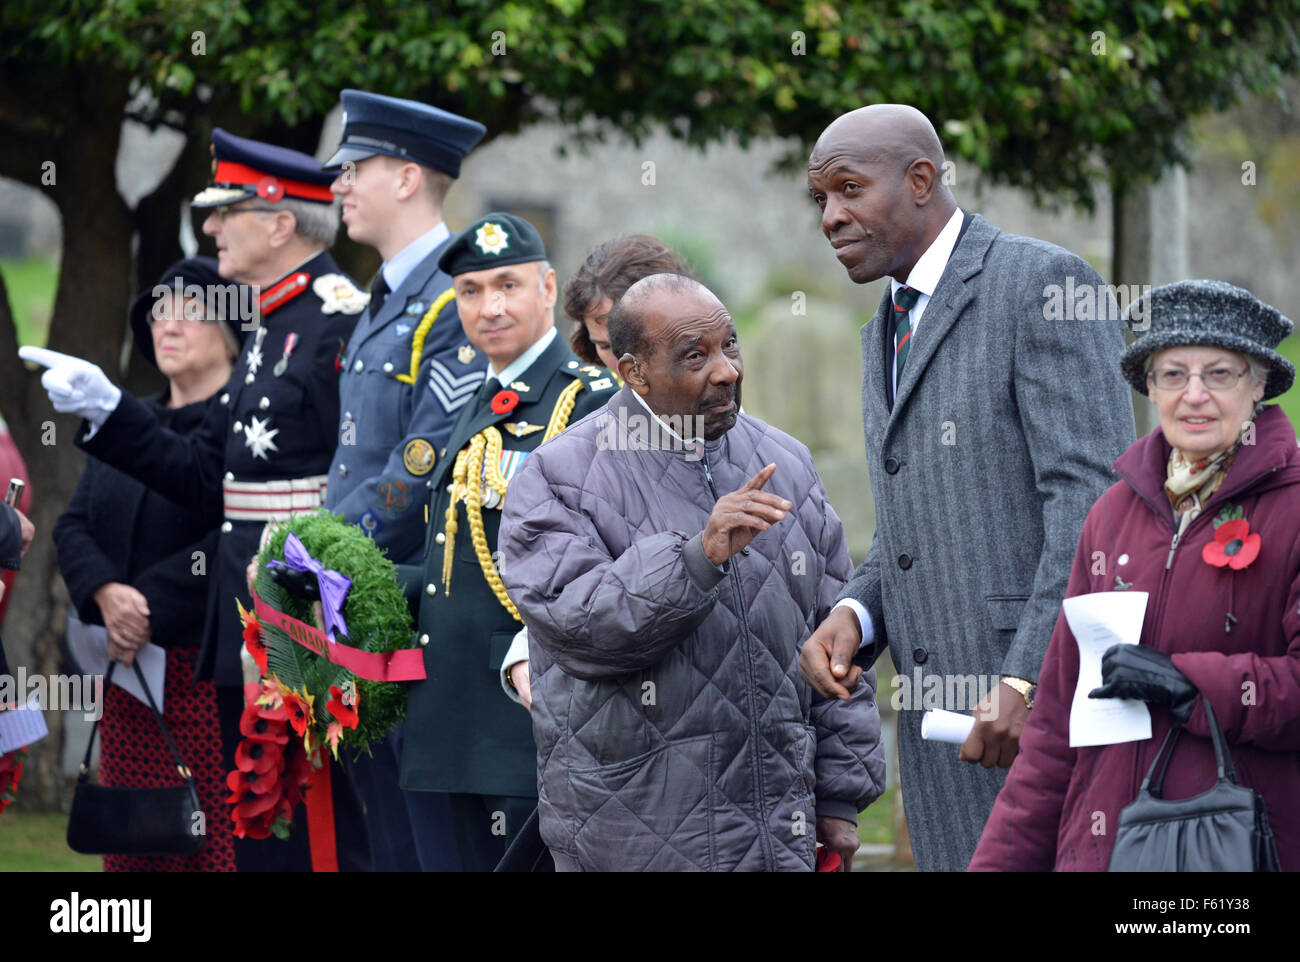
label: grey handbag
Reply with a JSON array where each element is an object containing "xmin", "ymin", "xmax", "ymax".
[{"xmin": 1109, "ymin": 695, "xmax": 1280, "ymax": 872}]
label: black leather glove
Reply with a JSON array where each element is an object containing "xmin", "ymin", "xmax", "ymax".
[
  {"xmin": 267, "ymin": 564, "xmax": 321, "ymax": 602},
  {"xmin": 1088, "ymin": 643, "xmax": 1198, "ymax": 724}
]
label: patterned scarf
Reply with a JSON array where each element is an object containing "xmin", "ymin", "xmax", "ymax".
[{"xmin": 1165, "ymin": 442, "xmax": 1241, "ymax": 536}]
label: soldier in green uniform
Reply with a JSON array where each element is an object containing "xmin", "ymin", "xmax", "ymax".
[{"xmin": 396, "ymin": 213, "xmax": 617, "ymax": 871}]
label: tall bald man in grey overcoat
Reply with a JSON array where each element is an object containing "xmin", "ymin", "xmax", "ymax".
[{"xmin": 800, "ymin": 104, "xmax": 1135, "ymax": 871}]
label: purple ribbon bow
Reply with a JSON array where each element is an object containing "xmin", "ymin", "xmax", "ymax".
[{"xmin": 267, "ymin": 533, "xmax": 352, "ymax": 642}]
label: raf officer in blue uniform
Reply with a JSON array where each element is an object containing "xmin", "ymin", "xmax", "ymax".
[
  {"xmin": 320, "ymin": 90, "xmax": 489, "ymax": 871},
  {"xmin": 28, "ymin": 130, "xmax": 372, "ymax": 872},
  {"xmin": 396, "ymin": 213, "xmax": 618, "ymax": 871}
]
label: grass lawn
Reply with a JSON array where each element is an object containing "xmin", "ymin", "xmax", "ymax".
[
  {"xmin": 857, "ymin": 783, "xmax": 895, "ymax": 846},
  {"xmin": 0, "ymin": 810, "xmax": 101, "ymax": 872},
  {"xmin": 0, "ymin": 799, "xmax": 895, "ymax": 872},
  {"xmin": 0, "ymin": 255, "xmax": 58, "ymax": 347}
]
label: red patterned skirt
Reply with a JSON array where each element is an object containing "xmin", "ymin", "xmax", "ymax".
[{"xmin": 97, "ymin": 645, "xmax": 236, "ymax": 872}]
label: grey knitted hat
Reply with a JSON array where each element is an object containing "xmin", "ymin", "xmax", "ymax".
[{"xmin": 1120, "ymin": 280, "xmax": 1295, "ymax": 400}]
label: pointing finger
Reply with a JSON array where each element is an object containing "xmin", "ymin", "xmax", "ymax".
[
  {"xmin": 741, "ymin": 462, "xmax": 777, "ymax": 492},
  {"xmin": 19, "ymin": 346, "xmax": 83, "ymax": 369}
]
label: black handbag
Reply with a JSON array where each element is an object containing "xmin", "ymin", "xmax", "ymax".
[
  {"xmin": 1109, "ymin": 695, "xmax": 1281, "ymax": 872},
  {"xmin": 67, "ymin": 660, "xmax": 207, "ymax": 856}
]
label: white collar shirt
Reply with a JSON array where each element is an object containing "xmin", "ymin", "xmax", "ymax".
[{"xmin": 889, "ymin": 207, "xmax": 964, "ymax": 394}]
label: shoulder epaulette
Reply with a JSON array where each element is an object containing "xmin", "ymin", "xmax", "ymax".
[
  {"xmin": 260, "ymin": 272, "xmax": 311, "ymax": 316},
  {"xmin": 565, "ymin": 361, "xmax": 619, "ymax": 392}
]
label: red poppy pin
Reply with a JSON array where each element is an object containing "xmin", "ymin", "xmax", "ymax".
[
  {"xmin": 491, "ymin": 389, "xmax": 520, "ymax": 414},
  {"xmin": 1202, "ymin": 504, "xmax": 1261, "ymax": 571}
]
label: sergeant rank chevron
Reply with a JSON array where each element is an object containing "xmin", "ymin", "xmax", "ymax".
[{"xmin": 428, "ymin": 359, "xmax": 487, "ymax": 414}]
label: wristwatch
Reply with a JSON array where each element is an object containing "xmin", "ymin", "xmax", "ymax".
[{"xmin": 1001, "ymin": 675, "xmax": 1036, "ymax": 710}]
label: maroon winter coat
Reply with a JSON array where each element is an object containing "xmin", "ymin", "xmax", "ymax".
[{"xmin": 970, "ymin": 404, "xmax": 1300, "ymax": 871}]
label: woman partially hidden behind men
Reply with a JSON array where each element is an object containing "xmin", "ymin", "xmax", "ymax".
[
  {"xmin": 54, "ymin": 259, "xmax": 243, "ymax": 872},
  {"xmin": 972, "ymin": 280, "xmax": 1299, "ymax": 871}
]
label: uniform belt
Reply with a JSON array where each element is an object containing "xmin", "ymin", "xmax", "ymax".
[{"xmin": 223, "ymin": 475, "xmax": 328, "ymax": 521}]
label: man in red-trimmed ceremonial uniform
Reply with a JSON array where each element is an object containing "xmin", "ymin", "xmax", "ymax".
[{"xmin": 26, "ymin": 129, "xmax": 372, "ymax": 872}]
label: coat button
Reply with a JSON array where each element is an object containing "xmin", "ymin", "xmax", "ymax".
[
  {"xmin": 418, "ymin": 633, "xmax": 430, "ymax": 647},
  {"xmin": 220, "ymin": 392, "xmax": 230, "ymax": 405},
  {"xmin": 244, "ymin": 373, "xmax": 254, "ymax": 385},
  {"xmin": 221, "ymin": 521, "xmax": 232, "ymax": 533},
  {"xmin": 913, "ymin": 646, "xmax": 928, "ymax": 665},
  {"xmin": 435, "ymin": 532, "xmax": 446, "ymax": 544},
  {"xmin": 898, "ymin": 553, "xmax": 912, "ymax": 570},
  {"xmin": 425, "ymin": 583, "xmax": 437, "ymax": 596},
  {"xmin": 884, "ymin": 456, "xmax": 900, "ymax": 474},
  {"xmin": 353, "ymin": 359, "xmax": 364, "ymax": 373},
  {"xmin": 233, "ymin": 421, "xmax": 243, "ymax": 433},
  {"xmin": 259, "ymin": 396, "xmax": 270, "ymax": 410},
  {"xmin": 343, "ymin": 412, "xmax": 353, "ymax": 422},
  {"xmin": 337, "ymin": 463, "xmax": 348, "ymax": 478},
  {"xmin": 224, "ymin": 471, "xmax": 234, "ymax": 481},
  {"xmin": 382, "ymin": 362, "xmax": 394, "ymax": 373},
  {"xmin": 741, "ymin": 546, "xmax": 751, "ymax": 556}
]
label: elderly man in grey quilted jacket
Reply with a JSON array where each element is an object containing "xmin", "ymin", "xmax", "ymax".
[{"xmin": 499, "ymin": 274, "xmax": 885, "ymax": 872}]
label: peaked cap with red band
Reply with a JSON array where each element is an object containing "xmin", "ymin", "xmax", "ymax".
[{"xmin": 192, "ymin": 128, "xmax": 337, "ymax": 209}]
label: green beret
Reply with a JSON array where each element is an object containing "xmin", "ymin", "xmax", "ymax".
[{"xmin": 438, "ymin": 212, "xmax": 548, "ymax": 277}]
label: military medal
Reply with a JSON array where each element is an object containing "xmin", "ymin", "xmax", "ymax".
[
  {"xmin": 245, "ymin": 326, "xmax": 267, "ymax": 383},
  {"xmin": 273, "ymin": 332, "xmax": 299, "ymax": 376}
]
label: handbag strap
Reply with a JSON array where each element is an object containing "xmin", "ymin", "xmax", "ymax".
[
  {"xmin": 1144, "ymin": 695, "xmax": 1238, "ymax": 798},
  {"xmin": 79, "ymin": 660, "xmax": 194, "ymax": 783}
]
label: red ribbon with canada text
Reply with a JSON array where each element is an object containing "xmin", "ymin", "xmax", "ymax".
[{"xmin": 251, "ymin": 591, "xmax": 426, "ymax": 682}]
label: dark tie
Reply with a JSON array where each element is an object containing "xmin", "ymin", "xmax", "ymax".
[
  {"xmin": 893, "ymin": 285, "xmax": 922, "ymax": 379},
  {"xmin": 369, "ymin": 272, "xmax": 390, "ymax": 316},
  {"xmin": 471, "ymin": 375, "xmax": 499, "ymax": 416}
]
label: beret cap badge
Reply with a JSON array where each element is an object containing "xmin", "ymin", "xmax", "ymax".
[{"xmin": 475, "ymin": 223, "xmax": 510, "ymax": 256}]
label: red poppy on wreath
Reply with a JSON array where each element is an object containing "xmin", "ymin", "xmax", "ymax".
[
  {"xmin": 491, "ymin": 389, "xmax": 520, "ymax": 414},
  {"xmin": 1202, "ymin": 518, "xmax": 1261, "ymax": 570},
  {"xmin": 236, "ymin": 737, "xmax": 285, "ymax": 775},
  {"xmin": 238, "ymin": 600, "xmax": 268, "ymax": 676},
  {"xmin": 326, "ymin": 683, "xmax": 360, "ymax": 730},
  {"xmin": 239, "ymin": 708, "xmax": 290, "ymax": 744}
]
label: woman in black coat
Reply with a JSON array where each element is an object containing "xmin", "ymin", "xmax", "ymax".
[{"xmin": 54, "ymin": 258, "xmax": 244, "ymax": 871}]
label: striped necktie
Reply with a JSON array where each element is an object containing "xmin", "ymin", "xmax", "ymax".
[{"xmin": 893, "ymin": 284, "xmax": 921, "ymax": 379}]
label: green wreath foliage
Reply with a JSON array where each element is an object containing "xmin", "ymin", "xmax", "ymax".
[{"xmin": 253, "ymin": 510, "xmax": 412, "ymax": 758}]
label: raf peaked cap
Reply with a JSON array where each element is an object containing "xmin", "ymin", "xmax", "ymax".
[
  {"xmin": 322, "ymin": 89, "xmax": 486, "ymax": 178},
  {"xmin": 1120, "ymin": 279, "xmax": 1295, "ymax": 400},
  {"xmin": 438, "ymin": 213, "xmax": 548, "ymax": 277},
  {"xmin": 192, "ymin": 128, "xmax": 337, "ymax": 208}
]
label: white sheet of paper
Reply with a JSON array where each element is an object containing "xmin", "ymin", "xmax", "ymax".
[
  {"xmin": 921, "ymin": 709, "xmax": 975, "ymax": 744},
  {"xmin": 1063, "ymin": 591, "xmax": 1152, "ymax": 747},
  {"xmin": 66, "ymin": 616, "xmax": 166, "ymax": 714},
  {"xmin": 0, "ymin": 695, "xmax": 48, "ymax": 754}
]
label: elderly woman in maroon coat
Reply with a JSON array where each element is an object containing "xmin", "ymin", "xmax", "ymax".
[{"xmin": 970, "ymin": 280, "xmax": 1299, "ymax": 871}]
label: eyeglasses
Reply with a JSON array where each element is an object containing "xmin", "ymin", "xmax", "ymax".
[
  {"xmin": 1146, "ymin": 366, "xmax": 1250, "ymax": 392},
  {"xmin": 149, "ymin": 310, "xmax": 217, "ymax": 326},
  {"xmin": 213, "ymin": 204, "xmax": 277, "ymax": 220}
]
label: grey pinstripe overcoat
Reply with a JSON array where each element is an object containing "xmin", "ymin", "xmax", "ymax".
[{"xmin": 841, "ymin": 212, "xmax": 1136, "ymax": 871}]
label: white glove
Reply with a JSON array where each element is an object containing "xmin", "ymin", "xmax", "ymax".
[{"xmin": 18, "ymin": 346, "xmax": 122, "ymax": 428}]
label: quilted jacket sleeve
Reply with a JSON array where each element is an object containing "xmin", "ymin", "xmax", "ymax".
[
  {"xmin": 500, "ymin": 446, "xmax": 722, "ymax": 681},
  {"xmin": 808, "ymin": 481, "xmax": 886, "ymax": 819}
]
